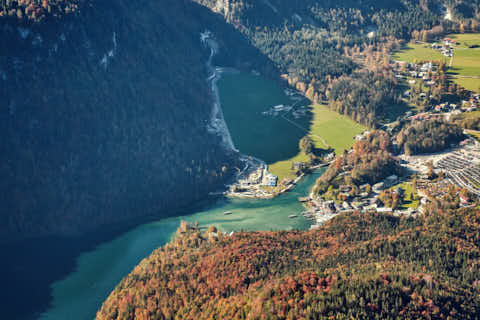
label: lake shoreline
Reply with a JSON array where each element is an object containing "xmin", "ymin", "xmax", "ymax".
[
  {"xmin": 203, "ymin": 31, "xmax": 327, "ymax": 201},
  {"xmin": 203, "ymin": 30, "xmax": 239, "ymax": 153},
  {"xmin": 225, "ymin": 161, "xmax": 331, "ymax": 199}
]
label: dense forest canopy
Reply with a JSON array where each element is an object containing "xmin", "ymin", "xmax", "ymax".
[
  {"xmin": 192, "ymin": 0, "xmax": 479, "ymax": 126},
  {"xmin": 194, "ymin": 0, "xmax": 478, "ymax": 81},
  {"xmin": 0, "ymin": 0, "xmax": 280, "ymax": 240},
  {"xmin": 327, "ymin": 71, "xmax": 401, "ymax": 127},
  {"xmin": 97, "ymin": 203, "xmax": 480, "ymax": 319},
  {"xmin": 2, "ymin": 0, "xmax": 479, "ymax": 23},
  {"xmin": 396, "ymin": 120, "xmax": 465, "ymax": 155}
]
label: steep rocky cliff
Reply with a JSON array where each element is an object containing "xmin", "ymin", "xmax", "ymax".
[{"xmin": 0, "ymin": 0, "xmax": 273, "ymax": 241}]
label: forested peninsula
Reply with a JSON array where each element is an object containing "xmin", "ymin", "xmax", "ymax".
[{"xmin": 98, "ymin": 206, "xmax": 480, "ymax": 319}]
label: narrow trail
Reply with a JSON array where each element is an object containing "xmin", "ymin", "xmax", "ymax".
[
  {"xmin": 451, "ymin": 75, "xmax": 480, "ymax": 79},
  {"xmin": 279, "ymin": 104, "xmax": 330, "ymax": 149}
]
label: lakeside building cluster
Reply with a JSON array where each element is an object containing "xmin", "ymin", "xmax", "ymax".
[
  {"xmin": 225, "ymin": 158, "xmax": 281, "ymax": 198},
  {"xmin": 306, "ymin": 132, "xmax": 480, "ymax": 230}
]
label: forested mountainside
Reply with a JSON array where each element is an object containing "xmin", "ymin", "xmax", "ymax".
[
  {"xmin": 195, "ymin": 0, "xmax": 480, "ymax": 126},
  {"xmin": 98, "ymin": 205, "xmax": 480, "ymax": 319},
  {"xmin": 0, "ymin": 0, "xmax": 276, "ymax": 241},
  {"xmin": 93, "ymin": 1, "xmax": 480, "ymax": 318}
]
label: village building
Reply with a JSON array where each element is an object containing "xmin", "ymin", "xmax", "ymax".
[
  {"xmin": 262, "ymin": 173, "xmax": 278, "ymax": 187},
  {"xmin": 373, "ymin": 182, "xmax": 385, "ymax": 192},
  {"xmin": 384, "ymin": 175, "xmax": 399, "ymax": 187}
]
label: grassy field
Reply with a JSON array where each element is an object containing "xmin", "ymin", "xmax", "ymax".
[
  {"xmin": 450, "ymin": 48, "xmax": 480, "ymax": 76},
  {"xmin": 267, "ymin": 152, "xmax": 310, "ymax": 182},
  {"xmin": 392, "ymin": 43, "xmax": 447, "ymax": 63},
  {"xmin": 462, "ymin": 110, "xmax": 480, "ymax": 119},
  {"xmin": 449, "ymin": 46, "xmax": 480, "ymax": 91},
  {"xmin": 453, "ymin": 77, "xmax": 480, "ymax": 92},
  {"xmin": 392, "ymin": 34, "xmax": 480, "ymax": 93},
  {"xmin": 268, "ymin": 104, "xmax": 366, "ymax": 181},
  {"xmin": 390, "ymin": 181, "xmax": 419, "ymax": 209},
  {"xmin": 467, "ymin": 130, "xmax": 480, "ymax": 142},
  {"xmin": 448, "ymin": 33, "xmax": 480, "ymax": 92},
  {"xmin": 309, "ymin": 104, "xmax": 366, "ymax": 154},
  {"xmin": 449, "ymin": 33, "xmax": 480, "ymax": 48}
]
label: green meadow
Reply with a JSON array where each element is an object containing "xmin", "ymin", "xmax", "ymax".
[
  {"xmin": 449, "ymin": 33, "xmax": 480, "ymax": 48},
  {"xmin": 449, "ymin": 34, "xmax": 480, "ymax": 92},
  {"xmin": 267, "ymin": 104, "xmax": 365, "ymax": 181},
  {"xmin": 392, "ymin": 34, "xmax": 480, "ymax": 92},
  {"xmin": 309, "ymin": 104, "xmax": 366, "ymax": 154},
  {"xmin": 396, "ymin": 181, "xmax": 420, "ymax": 209},
  {"xmin": 451, "ymin": 49, "xmax": 480, "ymax": 76},
  {"xmin": 454, "ymin": 77, "xmax": 480, "ymax": 92},
  {"xmin": 269, "ymin": 105, "xmax": 366, "ymax": 179},
  {"xmin": 392, "ymin": 43, "xmax": 447, "ymax": 63}
]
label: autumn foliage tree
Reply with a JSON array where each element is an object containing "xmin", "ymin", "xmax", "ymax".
[
  {"xmin": 0, "ymin": 0, "xmax": 82, "ymax": 21},
  {"xmin": 314, "ymin": 131, "xmax": 401, "ymax": 196},
  {"xmin": 97, "ymin": 205, "xmax": 480, "ymax": 319}
]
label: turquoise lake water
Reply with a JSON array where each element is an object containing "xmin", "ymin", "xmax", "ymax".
[
  {"xmin": 2, "ymin": 73, "xmax": 324, "ymax": 320},
  {"xmin": 39, "ymin": 168, "xmax": 324, "ymax": 320},
  {"xmin": 218, "ymin": 73, "xmax": 312, "ymax": 164}
]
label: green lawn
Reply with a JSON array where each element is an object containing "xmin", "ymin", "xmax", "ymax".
[
  {"xmin": 391, "ymin": 181, "xmax": 419, "ymax": 210},
  {"xmin": 450, "ymin": 48, "xmax": 480, "ymax": 76},
  {"xmin": 453, "ymin": 77, "xmax": 480, "ymax": 92},
  {"xmin": 449, "ymin": 33, "xmax": 480, "ymax": 48},
  {"xmin": 391, "ymin": 35, "xmax": 480, "ymax": 93},
  {"xmin": 309, "ymin": 104, "xmax": 366, "ymax": 154},
  {"xmin": 463, "ymin": 111, "xmax": 480, "ymax": 119},
  {"xmin": 392, "ymin": 43, "xmax": 447, "ymax": 63},
  {"xmin": 268, "ymin": 104, "xmax": 366, "ymax": 181},
  {"xmin": 467, "ymin": 130, "xmax": 480, "ymax": 142},
  {"xmin": 267, "ymin": 150, "xmax": 310, "ymax": 182},
  {"xmin": 448, "ymin": 33, "xmax": 480, "ymax": 92},
  {"xmin": 449, "ymin": 47, "xmax": 480, "ymax": 92}
]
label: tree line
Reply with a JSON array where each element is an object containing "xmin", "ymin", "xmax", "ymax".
[{"xmin": 396, "ymin": 119, "xmax": 465, "ymax": 155}]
